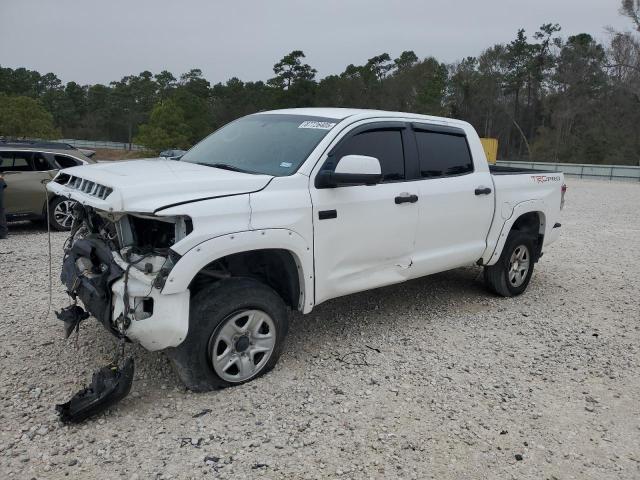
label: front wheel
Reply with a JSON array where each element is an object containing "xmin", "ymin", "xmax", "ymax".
[
  {"xmin": 167, "ymin": 278, "xmax": 289, "ymax": 391},
  {"xmin": 484, "ymin": 231, "xmax": 536, "ymax": 297},
  {"xmin": 48, "ymin": 197, "xmax": 76, "ymax": 231}
]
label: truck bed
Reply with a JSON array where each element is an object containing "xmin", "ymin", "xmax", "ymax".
[{"xmin": 489, "ymin": 165, "xmax": 555, "ymax": 175}]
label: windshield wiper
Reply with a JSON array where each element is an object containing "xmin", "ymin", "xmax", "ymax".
[{"xmin": 203, "ymin": 162, "xmax": 255, "ymax": 174}]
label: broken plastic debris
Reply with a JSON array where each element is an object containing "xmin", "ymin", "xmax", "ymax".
[
  {"xmin": 55, "ymin": 305, "xmax": 89, "ymax": 338},
  {"xmin": 55, "ymin": 358, "xmax": 134, "ymax": 424}
]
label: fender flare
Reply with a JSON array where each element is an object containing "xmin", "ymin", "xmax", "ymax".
[
  {"xmin": 483, "ymin": 200, "xmax": 547, "ymax": 266},
  {"xmin": 161, "ymin": 229, "xmax": 315, "ymax": 313}
]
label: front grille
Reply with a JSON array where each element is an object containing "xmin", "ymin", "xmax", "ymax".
[{"xmin": 55, "ymin": 173, "xmax": 113, "ymax": 200}]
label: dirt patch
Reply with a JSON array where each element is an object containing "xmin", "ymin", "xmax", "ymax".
[{"xmin": 0, "ymin": 179, "xmax": 639, "ymax": 479}]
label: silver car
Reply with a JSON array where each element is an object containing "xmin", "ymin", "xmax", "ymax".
[{"xmin": 0, "ymin": 144, "xmax": 95, "ymax": 230}]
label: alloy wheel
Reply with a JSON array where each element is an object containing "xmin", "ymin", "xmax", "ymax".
[
  {"xmin": 53, "ymin": 200, "xmax": 75, "ymax": 229},
  {"xmin": 208, "ymin": 309, "xmax": 276, "ymax": 383},
  {"xmin": 508, "ymin": 244, "xmax": 530, "ymax": 287}
]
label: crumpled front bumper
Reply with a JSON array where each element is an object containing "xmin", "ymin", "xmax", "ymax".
[
  {"xmin": 61, "ymin": 237, "xmax": 190, "ymax": 351},
  {"xmin": 110, "ymin": 254, "xmax": 190, "ymax": 351}
]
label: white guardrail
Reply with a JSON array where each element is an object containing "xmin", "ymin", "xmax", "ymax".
[
  {"xmin": 57, "ymin": 139, "xmax": 148, "ymax": 151},
  {"xmin": 496, "ymin": 161, "xmax": 640, "ymax": 182}
]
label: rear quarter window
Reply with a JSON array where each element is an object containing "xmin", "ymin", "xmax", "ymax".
[
  {"xmin": 54, "ymin": 155, "xmax": 82, "ymax": 169},
  {"xmin": 415, "ymin": 131, "xmax": 473, "ymax": 178}
]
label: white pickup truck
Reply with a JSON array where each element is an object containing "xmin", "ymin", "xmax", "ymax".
[{"xmin": 48, "ymin": 108, "xmax": 565, "ymax": 392}]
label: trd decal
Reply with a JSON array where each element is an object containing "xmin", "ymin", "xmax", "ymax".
[{"xmin": 531, "ymin": 175, "xmax": 561, "ymax": 184}]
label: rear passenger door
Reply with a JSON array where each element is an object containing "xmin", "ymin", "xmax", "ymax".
[
  {"xmin": 0, "ymin": 151, "xmax": 56, "ymax": 215},
  {"xmin": 410, "ymin": 124, "xmax": 494, "ymax": 277}
]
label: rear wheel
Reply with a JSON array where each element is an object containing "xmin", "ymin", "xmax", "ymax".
[
  {"xmin": 48, "ymin": 197, "xmax": 76, "ymax": 231},
  {"xmin": 484, "ymin": 230, "xmax": 536, "ymax": 297},
  {"xmin": 167, "ymin": 278, "xmax": 289, "ymax": 391}
]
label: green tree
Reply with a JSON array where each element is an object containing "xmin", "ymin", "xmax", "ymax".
[
  {"xmin": 84, "ymin": 84, "xmax": 114, "ymax": 139},
  {"xmin": 0, "ymin": 94, "xmax": 58, "ymax": 138},
  {"xmin": 394, "ymin": 51, "xmax": 419, "ymax": 72},
  {"xmin": 110, "ymin": 72, "xmax": 159, "ymax": 145},
  {"xmin": 316, "ymin": 67, "xmax": 367, "ymax": 108},
  {"xmin": 0, "ymin": 67, "xmax": 41, "ymax": 97},
  {"xmin": 180, "ymin": 69, "xmax": 210, "ymax": 98},
  {"xmin": 268, "ymin": 50, "xmax": 317, "ymax": 89},
  {"xmin": 134, "ymin": 99, "xmax": 190, "ymax": 152},
  {"xmin": 155, "ymin": 70, "xmax": 177, "ymax": 100},
  {"xmin": 62, "ymin": 81, "xmax": 88, "ymax": 131},
  {"xmin": 211, "ymin": 78, "xmax": 277, "ymax": 127},
  {"xmin": 384, "ymin": 57, "xmax": 447, "ymax": 114},
  {"xmin": 504, "ymin": 29, "xmax": 536, "ymax": 156},
  {"xmin": 366, "ymin": 53, "xmax": 394, "ymax": 81},
  {"xmin": 38, "ymin": 72, "xmax": 66, "ymax": 129},
  {"xmin": 171, "ymin": 88, "xmax": 212, "ymax": 144},
  {"xmin": 532, "ymin": 34, "xmax": 609, "ymax": 163}
]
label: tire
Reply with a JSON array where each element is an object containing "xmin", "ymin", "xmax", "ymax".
[
  {"xmin": 48, "ymin": 197, "xmax": 76, "ymax": 231},
  {"xmin": 167, "ymin": 277, "xmax": 289, "ymax": 392},
  {"xmin": 484, "ymin": 230, "xmax": 536, "ymax": 297}
]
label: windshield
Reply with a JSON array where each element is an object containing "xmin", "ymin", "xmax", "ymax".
[{"xmin": 180, "ymin": 114, "xmax": 339, "ymax": 176}]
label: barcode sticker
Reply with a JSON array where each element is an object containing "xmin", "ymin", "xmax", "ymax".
[{"xmin": 298, "ymin": 121, "xmax": 336, "ymax": 130}]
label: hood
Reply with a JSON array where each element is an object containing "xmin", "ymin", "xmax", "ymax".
[{"xmin": 47, "ymin": 158, "xmax": 273, "ymax": 213}]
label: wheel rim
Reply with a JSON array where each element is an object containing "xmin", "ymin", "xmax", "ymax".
[
  {"xmin": 53, "ymin": 200, "xmax": 75, "ymax": 229},
  {"xmin": 508, "ymin": 244, "xmax": 530, "ymax": 288},
  {"xmin": 208, "ymin": 309, "xmax": 276, "ymax": 383}
]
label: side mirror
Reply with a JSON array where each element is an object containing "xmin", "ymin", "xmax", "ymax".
[{"xmin": 315, "ymin": 155, "xmax": 382, "ymax": 188}]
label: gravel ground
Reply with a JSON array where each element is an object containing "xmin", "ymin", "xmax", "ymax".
[{"xmin": 1, "ymin": 178, "xmax": 639, "ymax": 480}]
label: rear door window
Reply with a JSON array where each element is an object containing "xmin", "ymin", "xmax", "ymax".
[
  {"xmin": 415, "ymin": 131, "xmax": 473, "ymax": 178},
  {"xmin": 32, "ymin": 153, "xmax": 55, "ymax": 171},
  {"xmin": 335, "ymin": 129, "xmax": 405, "ymax": 181}
]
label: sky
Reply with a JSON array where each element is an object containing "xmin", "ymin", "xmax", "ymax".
[{"xmin": 0, "ymin": 0, "xmax": 632, "ymax": 86}]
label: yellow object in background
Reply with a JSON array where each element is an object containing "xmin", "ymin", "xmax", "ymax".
[{"xmin": 480, "ymin": 138, "xmax": 498, "ymax": 164}]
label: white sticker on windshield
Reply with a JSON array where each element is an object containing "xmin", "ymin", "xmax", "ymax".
[
  {"xmin": 280, "ymin": 162, "xmax": 292, "ymax": 168},
  {"xmin": 298, "ymin": 121, "xmax": 336, "ymax": 130}
]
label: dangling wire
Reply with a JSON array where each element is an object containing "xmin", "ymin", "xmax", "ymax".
[{"xmin": 42, "ymin": 181, "xmax": 53, "ymax": 323}]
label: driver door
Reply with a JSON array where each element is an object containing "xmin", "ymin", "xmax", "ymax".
[{"xmin": 310, "ymin": 123, "xmax": 419, "ymax": 305}]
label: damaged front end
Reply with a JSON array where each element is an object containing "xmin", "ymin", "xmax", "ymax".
[
  {"xmin": 60, "ymin": 234, "xmax": 124, "ymax": 334},
  {"xmin": 55, "ymin": 204, "xmax": 191, "ymax": 423},
  {"xmin": 59, "ymin": 206, "xmax": 190, "ymax": 341}
]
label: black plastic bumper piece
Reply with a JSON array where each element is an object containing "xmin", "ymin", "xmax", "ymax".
[
  {"xmin": 55, "ymin": 357, "xmax": 134, "ymax": 424},
  {"xmin": 55, "ymin": 305, "xmax": 90, "ymax": 338}
]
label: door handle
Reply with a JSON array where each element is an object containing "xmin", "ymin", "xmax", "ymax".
[
  {"xmin": 474, "ymin": 187, "xmax": 492, "ymax": 195},
  {"xmin": 318, "ymin": 209, "xmax": 337, "ymax": 220},
  {"xmin": 395, "ymin": 194, "xmax": 418, "ymax": 204}
]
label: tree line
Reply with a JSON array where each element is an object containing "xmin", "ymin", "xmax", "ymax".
[{"xmin": 1, "ymin": 2, "xmax": 639, "ymax": 165}]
